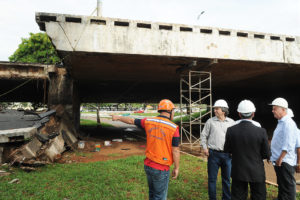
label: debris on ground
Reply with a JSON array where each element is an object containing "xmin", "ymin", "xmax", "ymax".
[
  {"xmin": 112, "ymin": 139, "xmax": 123, "ymax": 142},
  {"xmin": 0, "ymin": 170, "xmax": 10, "ymax": 176},
  {"xmin": 125, "ymin": 137, "xmax": 137, "ymax": 141},
  {"xmin": 8, "ymin": 178, "xmax": 20, "ymax": 184},
  {"xmin": 104, "ymin": 141, "xmax": 112, "ymax": 146},
  {"xmin": 95, "ymin": 144, "xmax": 101, "ymax": 152},
  {"xmin": 20, "ymin": 166, "xmax": 37, "ymax": 172},
  {"xmin": 78, "ymin": 141, "xmax": 85, "ymax": 149},
  {"xmin": 0, "ymin": 108, "xmax": 78, "ymax": 169}
]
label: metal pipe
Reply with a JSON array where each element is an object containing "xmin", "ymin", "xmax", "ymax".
[{"xmin": 97, "ymin": 0, "xmax": 102, "ymax": 17}]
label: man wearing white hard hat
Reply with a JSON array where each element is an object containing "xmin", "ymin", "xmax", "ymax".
[
  {"xmin": 270, "ymin": 97, "xmax": 298, "ymax": 200},
  {"xmin": 224, "ymin": 100, "xmax": 270, "ymax": 200},
  {"xmin": 200, "ymin": 99, "xmax": 235, "ymax": 200}
]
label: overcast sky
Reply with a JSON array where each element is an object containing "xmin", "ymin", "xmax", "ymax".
[{"xmin": 0, "ymin": 0, "xmax": 299, "ymax": 61}]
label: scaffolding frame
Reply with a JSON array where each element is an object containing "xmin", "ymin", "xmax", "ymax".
[{"xmin": 180, "ymin": 71, "xmax": 212, "ymax": 150}]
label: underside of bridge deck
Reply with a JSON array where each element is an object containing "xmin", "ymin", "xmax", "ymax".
[
  {"xmin": 56, "ymin": 51, "xmax": 300, "ymax": 132},
  {"xmin": 59, "ymin": 51, "xmax": 300, "ymax": 103}
]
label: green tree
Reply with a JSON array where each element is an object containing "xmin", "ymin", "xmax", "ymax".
[{"xmin": 9, "ymin": 32, "xmax": 61, "ymax": 64}]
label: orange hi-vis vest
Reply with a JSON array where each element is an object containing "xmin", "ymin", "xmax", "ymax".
[{"xmin": 144, "ymin": 116, "xmax": 178, "ymax": 166}]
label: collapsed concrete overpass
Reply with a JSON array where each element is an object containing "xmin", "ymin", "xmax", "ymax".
[
  {"xmin": 33, "ymin": 12, "xmax": 300, "ymax": 130},
  {"xmin": 0, "ymin": 61, "xmax": 55, "ymax": 102}
]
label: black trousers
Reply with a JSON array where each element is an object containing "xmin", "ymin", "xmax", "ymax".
[
  {"xmin": 274, "ymin": 162, "xmax": 296, "ymax": 200},
  {"xmin": 231, "ymin": 179, "xmax": 266, "ymax": 200}
]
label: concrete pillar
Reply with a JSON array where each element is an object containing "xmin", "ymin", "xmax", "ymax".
[{"xmin": 48, "ymin": 68, "xmax": 80, "ymax": 134}]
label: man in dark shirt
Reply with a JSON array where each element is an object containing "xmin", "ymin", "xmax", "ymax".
[{"xmin": 224, "ymin": 100, "xmax": 270, "ymax": 200}]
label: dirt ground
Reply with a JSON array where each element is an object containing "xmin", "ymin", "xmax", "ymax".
[
  {"xmin": 59, "ymin": 115, "xmax": 147, "ymax": 163},
  {"xmin": 65, "ymin": 115, "xmax": 300, "ymax": 191},
  {"xmin": 59, "ymin": 140, "xmax": 146, "ymax": 163}
]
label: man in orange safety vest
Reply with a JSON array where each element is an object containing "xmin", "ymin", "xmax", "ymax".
[{"xmin": 112, "ymin": 99, "xmax": 180, "ymax": 200}]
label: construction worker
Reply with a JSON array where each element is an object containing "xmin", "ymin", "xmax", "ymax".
[
  {"xmin": 270, "ymin": 97, "xmax": 298, "ymax": 200},
  {"xmin": 200, "ymin": 99, "xmax": 235, "ymax": 200},
  {"xmin": 112, "ymin": 99, "xmax": 180, "ymax": 200},
  {"xmin": 224, "ymin": 100, "xmax": 270, "ymax": 200}
]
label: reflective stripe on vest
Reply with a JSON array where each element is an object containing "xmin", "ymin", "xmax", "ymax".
[{"xmin": 146, "ymin": 118, "xmax": 177, "ymax": 129}]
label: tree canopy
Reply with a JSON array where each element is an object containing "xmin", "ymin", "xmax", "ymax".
[{"xmin": 9, "ymin": 32, "xmax": 61, "ymax": 64}]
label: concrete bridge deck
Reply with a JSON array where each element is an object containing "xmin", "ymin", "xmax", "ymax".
[
  {"xmin": 35, "ymin": 12, "xmax": 300, "ymax": 105},
  {"xmin": 36, "ymin": 12, "xmax": 300, "ymax": 64}
]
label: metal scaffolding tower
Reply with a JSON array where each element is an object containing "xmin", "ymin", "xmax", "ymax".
[{"xmin": 180, "ymin": 71, "xmax": 212, "ymax": 150}]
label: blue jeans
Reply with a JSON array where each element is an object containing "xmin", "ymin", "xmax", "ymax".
[
  {"xmin": 208, "ymin": 149, "xmax": 232, "ymax": 200},
  {"xmin": 144, "ymin": 165, "xmax": 170, "ymax": 200}
]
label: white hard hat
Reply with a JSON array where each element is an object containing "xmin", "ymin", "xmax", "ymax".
[
  {"xmin": 269, "ymin": 97, "xmax": 288, "ymax": 109},
  {"xmin": 213, "ymin": 99, "xmax": 229, "ymax": 108},
  {"xmin": 287, "ymin": 108, "xmax": 294, "ymax": 117},
  {"xmin": 237, "ymin": 100, "xmax": 256, "ymax": 113}
]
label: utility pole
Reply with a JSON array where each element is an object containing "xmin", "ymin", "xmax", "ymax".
[{"xmin": 97, "ymin": 0, "xmax": 102, "ymax": 17}]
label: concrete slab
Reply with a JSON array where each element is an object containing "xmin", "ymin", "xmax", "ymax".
[
  {"xmin": 38, "ymin": 110, "xmax": 56, "ymax": 118},
  {"xmin": 0, "ymin": 127, "xmax": 37, "ymax": 143},
  {"xmin": 0, "ymin": 110, "xmax": 40, "ymax": 130},
  {"xmin": 21, "ymin": 137, "xmax": 42, "ymax": 159},
  {"xmin": 60, "ymin": 121, "xmax": 78, "ymax": 147},
  {"xmin": 45, "ymin": 134, "xmax": 65, "ymax": 162}
]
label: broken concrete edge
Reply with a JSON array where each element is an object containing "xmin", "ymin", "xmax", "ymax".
[
  {"xmin": 0, "ymin": 127, "xmax": 37, "ymax": 144},
  {"xmin": 45, "ymin": 134, "xmax": 65, "ymax": 162},
  {"xmin": 38, "ymin": 110, "xmax": 56, "ymax": 119},
  {"xmin": 0, "ymin": 105, "xmax": 80, "ymax": 166},
  {"xmin": 6, "ymin": 124, "xmax": 78, "ymax": 166},
  {"xmin": 8, "ymin": 133, "xmax": 64, "ymax": 165},
  {"xmin": 21, "ymin": 137, "xmax": 42, "ymax": 159}
]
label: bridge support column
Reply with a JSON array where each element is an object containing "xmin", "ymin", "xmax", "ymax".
[{"xmin": 48, "ymin": 68, "xmax": 80, "ymax": 137}]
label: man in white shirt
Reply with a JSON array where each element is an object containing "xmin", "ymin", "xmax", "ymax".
[{"xmin": 200, "ymin": 99, "xmax": 235, "ymax": 200}]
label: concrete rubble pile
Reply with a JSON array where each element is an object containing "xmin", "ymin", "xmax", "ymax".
[{"xmin": 0, "ymin": 108, "xmax": 78, "ymax": 169}]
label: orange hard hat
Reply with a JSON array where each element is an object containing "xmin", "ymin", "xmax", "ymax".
[{"xmin": 158, "ymin": 99, "xmax": 175, "ymax": 111}]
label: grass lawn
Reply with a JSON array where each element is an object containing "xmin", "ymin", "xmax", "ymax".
[
  {"xmin": 172, "ymin": 110, "xmax": 207, "ymax": 124},
  {"xmin": 0, "ymin": 154, "xmax": 284, "ymax": 200},
  {"xmin": 80, "ymin": 119, "xmax": 113, "ymax": 127}
]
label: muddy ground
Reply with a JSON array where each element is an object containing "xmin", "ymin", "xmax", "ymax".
[{"xmin": 69, "ymin": 114, "xmax": 300, "ymax": 191}]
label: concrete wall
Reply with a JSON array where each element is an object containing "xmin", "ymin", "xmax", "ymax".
[
  {"xmin": 48, "ymin": 68, "xmax": 80, "ymax": 131},
  {"xmin": 36, "ymin": 12, "xmax": 300, "ymax": 64}
]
